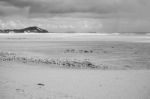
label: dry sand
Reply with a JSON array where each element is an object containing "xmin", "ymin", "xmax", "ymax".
[{"xmin": 0, "ymin": 34, "xmax": 150, "ymax": 99}]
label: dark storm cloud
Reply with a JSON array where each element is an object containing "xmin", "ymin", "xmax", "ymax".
[
  {"xmin": 0, "ymin": 1, "xmax": 29, "ymax": 17},
  {"xmin": 0, "ymin": 1, "xmax": 24, "ymax": 16},
  {"xmin": 0, "ymin": 0, "xmax": 117, "ymax": 14},
  {"xmin": 0, "ymin": 0, "xmax": 150, "ymax": 17}
]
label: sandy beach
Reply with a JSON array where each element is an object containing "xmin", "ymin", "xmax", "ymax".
[{"xmin": 0, "ymin": 34, "xmax": 150, "ymax": 99}]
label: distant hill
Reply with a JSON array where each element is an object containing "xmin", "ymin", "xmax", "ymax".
[{"xmin": 0, "ymin": 26, "xmax": 49, "ymax": 33}]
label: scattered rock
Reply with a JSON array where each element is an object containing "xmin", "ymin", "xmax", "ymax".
[
  {"xmin": 64, "ymin": 49, "xmax": 94, "ymax": 54},
  {"xmin": 37, "ymin": 83, "xmax": 45, "ymax": 86},
  {"xmin": 0, "ymin": 51, "xmax": 100, "ymax": 69},
  {"xmin": 16, "ymin": 89, "xmax": 24, "ymax": 92}
]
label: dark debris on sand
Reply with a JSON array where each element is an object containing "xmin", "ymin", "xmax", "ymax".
[{"xmin": 0, "ymin": 51, "xmax": 107, "ymax": 69}]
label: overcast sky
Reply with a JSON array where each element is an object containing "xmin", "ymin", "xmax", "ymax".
[{"xmin": 0, "ymin": 0, "xmax": 150, "ymax": 32}]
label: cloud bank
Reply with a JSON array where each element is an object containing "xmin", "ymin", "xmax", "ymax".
[
  {"xmin": 0, "ymin": 0, "xmax": 150, "ymax": 17},
  {"xmin": 0, "ymin": 0, "xmax": 150, "ymax": 32}
]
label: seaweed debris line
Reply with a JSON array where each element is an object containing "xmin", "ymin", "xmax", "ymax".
[{"xmin": 0, "ymin": 51, "xmax": 108, "ymax": 69}]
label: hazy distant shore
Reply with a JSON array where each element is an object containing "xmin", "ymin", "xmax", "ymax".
[
  {"xmin": 0, "ymin": 32, "xmax": 150, "ymax": 35},
  {"xmin": 0, "ymin": 33, "xmax": 150, "ymax": 43}
]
